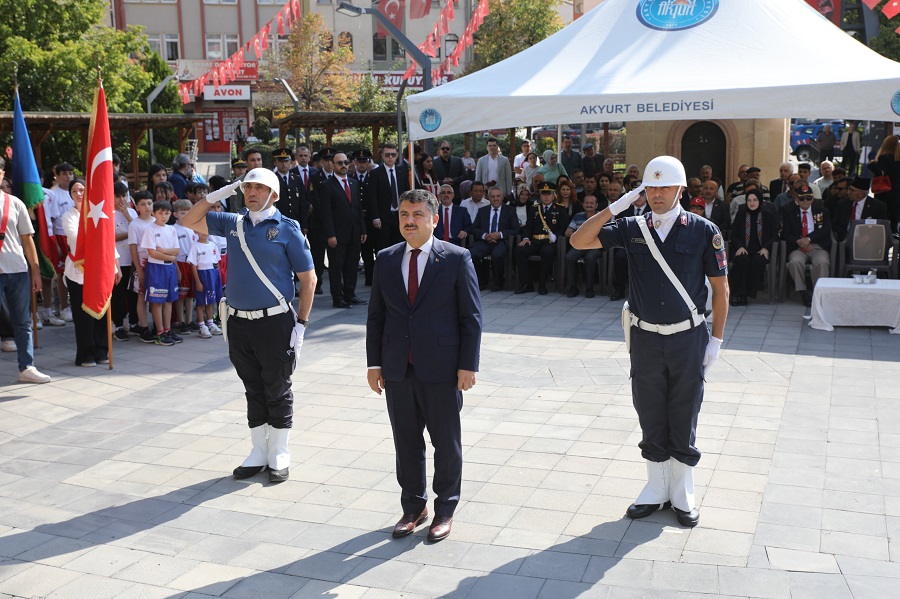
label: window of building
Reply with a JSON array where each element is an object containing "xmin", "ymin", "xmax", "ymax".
[
  {"xmin": 206, "ymin": 35, "xmax": 224, "ymax": 60},
  {"xmin": 147, "ymin": 34, "xmax": 161, "ymax": 54},
  {"xmin": 205, "ymin": 0, "xmax": 237, "ymax": 3},
  {"xmin": 164, "ymin": 34, "xmax": 180, "ymax": 61},
  {"xmin": 160, "ymin": 0, "xmax": 176, "ymax": 4},
  {"xmin": 391, "ymin": 38, "xmax": 404, "ymax": 59},
  {"xmin": 257, "ymin": 0, "xmax": 274, "ymax": 4},
  {"xmin": 225, "ymin": 34, "xmax": 239, "ymax": 57},
  {"xmin": 338, "ymin": 32, "xmax": 353, "ymax": 53},
  {"xmin": 373, "ymin": 35, "xmax": 387, "ymax": 61}
]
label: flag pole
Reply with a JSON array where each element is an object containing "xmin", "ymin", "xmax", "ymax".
[
  {"xmin": 106, "ymin": 309, "xmax": 113, "ymax": 369},
  {"xmin": 31, "ymin": 289, "xmax": 39, "ymax": 348}
]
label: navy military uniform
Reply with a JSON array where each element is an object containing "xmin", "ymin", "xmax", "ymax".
[
  {"xmin": 515, "ymin": 184, "xmax": 570, "ymax": 293},
  {"xmin": 598, "ymin": 208, "xmax": 726, "ymax": 467},
  {"xmin": 273, "ymin": 148, "xmax": 308, "ymax": 230},
  {"xmin": 206, "ymin": 209, "xmax": 314, "ymax": 431}
]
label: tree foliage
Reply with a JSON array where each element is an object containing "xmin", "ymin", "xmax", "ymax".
[
  {"xmin": 868, "ymin": 13, "xmax": 900, "ymax": 64},
  {"xmin": 466, "ymin": 0, "xmax": 564, "ymax": 74},
  {"xmin": 350, "ymin": 74, "xmax": 397, "ymax": 113}
]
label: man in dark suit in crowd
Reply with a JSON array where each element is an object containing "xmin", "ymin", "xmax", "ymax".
[
  {"xmin": 432, "ymin": 141, "xmax": 469, "ymax": 199},
  {"xmin": 434, "ymin": 184, "xmax": 472, "ymax": 246},
  {"xmin": 770, "ymin": 162, "xmax": 794, "ymax": 198},
  {"xmin": 272, "ymin": 147, "xmax": 307, "ymax": 229},
  {"xmin": 364, "ymin": 143, "xmax": 410, "ymax": 251},
  {"xmin": 781, "ymin": 183, "xmax": 832, "ymax": 307},
  {"xmin": 366, "ymin": 188, "xmax": 482, "ymax": 543},
  {"xmin": 318, "ymin": 152, "xmax": 367, "ymax": 309},
  {"xmin": 832, "ymin": 176, "xmax": 888, "ymax": 243},
  {"xmin": 700, "ymin": 180, "xmax": 730, "ymax": 232},
  {"xmin": 470, "ymin": 186, "xmax": 518, "ymax": 291}
]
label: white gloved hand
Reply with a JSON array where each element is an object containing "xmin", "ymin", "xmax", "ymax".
[
  {"xmin": 608, "ymin": 185, "xmax": 646, "ymax": 216},
  {"xmin": 206, "ymin": 179, "xmax": 242, "ymax": 204},
  {"xmin": 702, "ymin": 336, "xmax": 723, "ymax": 372},
  {"xmin": 549, "ymin": 232, "xmax": 557, "ymax": 243}
]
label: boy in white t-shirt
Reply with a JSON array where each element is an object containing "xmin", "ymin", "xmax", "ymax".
[
  {"xmin": 187, "ymin": 232, "xmax": 223, "ymax": 338},
  {"xmin": 112, "ymin": 182, "xmax": 137, "ymax": 341},
  {"xmin": 141, "ymin": 201, "xmax": 181, "ymax": 346},
  {"xmin": 127, "ymin": 192, "xmax": 158, "ymax": 342},
  {"xmin": 172, "ymin": 199, "xmax": 198, "ymax": 335},
  {"xmin": 207, "ymin": 200, "xmax": 228, "ymax": 289}
]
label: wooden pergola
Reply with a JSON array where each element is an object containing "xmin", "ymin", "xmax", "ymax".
[
  {"xmin": 273, "ymin": 111, "xmax": 400, "ymax": 154},
  {"xmin": 0, "ymin": 111, "xmax": 212, "ymax": 183}
]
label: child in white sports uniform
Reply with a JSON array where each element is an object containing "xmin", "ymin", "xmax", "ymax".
[{"xmin": 187, "ymin": 232, "xmax": 223, "ymax": 338}]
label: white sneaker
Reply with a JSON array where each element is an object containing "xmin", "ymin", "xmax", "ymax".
[
  {"xmin": 18, "ymin": 366, "xmax": 51, "ymax": 384},
  {"xmin": 61, "ymin": 307, "xmax": 73, "ymax": 322},
  {"xmin": 1, "ymin": 340, "xmax": 16, "ymax": 352},
  {"xmin": 208, "ymin": 323, "xmax": 222, "ymax": 335},
  {"xmin": 42, "ymin": 309, "xmax": 65, "ymax": 326},
  {"xmin": 198, "ymin": 324, "xmax": 212, "ymax": 339},
  {"xmin": 35, "ymin": 319, "xmax": 43, "ymax": 330}
]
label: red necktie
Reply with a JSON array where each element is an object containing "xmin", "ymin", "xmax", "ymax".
[
  {"xmin": 342, "ymin": 179, "xmax": 352, "ymax": 204},
  {"xmin": 443, "ymin": 207, "xmax": 450, "ymax": 241},
  {"xmin": 802, "ymin": 211, "xmax": 809, "ymax": 237},
  {"xmin": 407, "ymin": 248, "xmax": 421, "ymax": 364}
]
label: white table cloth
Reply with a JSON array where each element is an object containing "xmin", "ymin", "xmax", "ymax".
[{"xmin": 808, "ymin": 278, "xmax": 900, "ymax": 333}]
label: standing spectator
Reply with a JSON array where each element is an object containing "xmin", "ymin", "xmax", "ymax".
[
  {"xmin": 559, "ymin": 136, "xmax": 583, "ymax": 175},
  {"xmin": 415, "ymin": 154, "xmax": 440, "ymax": 196},
  {"xmin": 461, "ymin": 150, "xmax": 476, "ymax": 172},
  {"xmin": 729, "ymin": 190, "xmax": 778, "ymax": 306},
  {"xmin": 365, "ymin": 144, "xmax": 410, "ymax": 251},
  {"xmin": 475, "ymin": 138, "xmax": 513, "ymax": 197},
  {"xmin": 813, "ymin": 160, "xmax": 835, "ymax": 193},
  {"xmin": 229, "ymin": 148, "xmax": 265, "ymax": 213},
  {"xmin": 230, "ymin": 158, "xmax": 248, "ymax": 180},
  {"xmin": 700, "ymin": 180, "xmax": 730, "ymax": 232},
  {"xmin": 44, "ymin": 162, "xmax": 75, "ymax": 324},
  {"xmin": 868, "ymin": 135, "xmax": 900, "ymax": 232},
  {"xmin": 782, "ymin": 183, "xmax": 831, "ymax": 307},
  {"xmin": 699, "ymin": 164, "xmax": 724, "ymax": 200},
  {"xmin": 147, "ymin": 163, "xmax": 168, "ymax": 197},
  {"xmin": 432, "ymin": 141, "xmax": 468, "ymax": 195},
  {"xmin": 169, "ymin": 154, "xmax": 193, "ymax": 199},
  {"xmin": 112, "ymin": 182, "xmax": 137, "ymax": 341},
  {"xmin": 0, "ymin": 157, "xmax": 52, "ymax": 383},
  {"xmin": 513, "ymin": 140, "xmax": 532, "ymax": 176},
  {"xmin": 564, "ymin": 195, "xmax": 602, "ymax": 298},
  {"xmin": 272, "ymin": 148, "xmax": 306, "ymax": 227},
  {"xmin": 817, "ymin": 124, "xmax": 837, "ymax": 162},
  {"xmin": 538, "ymin": 150, "xmax": 568, "ymax": 185},
  {"xmin": 581, "ymin": 143, "xmax": 603, "ymax": 180},
  {"xmin": 522, "ymin": 152, "xmax": 541, "ymax": 190},
  {"xmin": 127, "ymin": 192, "xmax": 157, "ymax": 342},
  {"xmin": 459, "ymin": 181, "xmax": 489, "ymax": 222},
  {"xmin": 841, "ymin": 122, "xmax": 861, "ymax": 176},
  {"xmin": 470, "ymin": 186, "xmax": 517, "ymax": 291},
  {"xmin": 556, "ymin": 179, "xmax": 581, "ymax": 216}
]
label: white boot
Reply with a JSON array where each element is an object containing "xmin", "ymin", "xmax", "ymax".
[
  {"xmin": 668, "ymin": 460, "xmax": 695, "ymax": 512},
  {"xmin": 241, "ymin": 424, "xmax": 269, "ymax": 467},
  {"xmin": 267, "ymin": 427, "xmax": 291, "ymax": 482},
  {"xmin": 627, "ymin": 460, "xmax": 671, "ymax": 519}
]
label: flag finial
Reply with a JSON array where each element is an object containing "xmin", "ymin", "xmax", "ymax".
[
  {"xmin": 97, "ymin": 64, "xmax": 102, "ymax": 83},
  {"xmin": 11, "ymin": 61, "xmax": 17, "ymax": 88}
]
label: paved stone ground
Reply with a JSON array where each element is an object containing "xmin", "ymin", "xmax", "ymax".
[{"xmin": 1, "ymin": 283, "xmax": 900, "ymax": 598}]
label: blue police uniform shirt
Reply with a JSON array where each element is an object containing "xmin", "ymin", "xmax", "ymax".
[
  {"xmin": 207, "ymin": 209, "xmax": 314, "ymax": 310},
  {"xmin": 598, "ymin": 209, "xmax": 727, "ymax": 325}
]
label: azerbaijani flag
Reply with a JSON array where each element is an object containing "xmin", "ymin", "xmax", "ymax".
[
  {"xmin": 73, "ymin": 80, "xmax": 116, "ymax": 319},
  {"xmin": 12, "ymin": 89, "xmax": 56, "ymax": 279}
]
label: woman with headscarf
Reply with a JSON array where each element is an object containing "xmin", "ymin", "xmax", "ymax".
[
  {"xmin": 538, "ymin": 149, "xmax": 567, "ymax": 185},
  {"xmin": 729, "ymin": 189, "xmax": 778, "ymax": 306}
]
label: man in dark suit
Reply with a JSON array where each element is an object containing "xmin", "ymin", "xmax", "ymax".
[
  {"xmin": 832, "ymin": 176, "xmax": 889, "ymax": 243},
  {"xmin": 273, "ymin": 147, "xmax": 308, "ymax": 229},
  {"xmin": 781, "ymin": 182, "xmax": 832, "ymax": 306},
  {"xmin": 433, "ymin": 141, "xmax": 470, "ymax": 199},
  {"xmin": 364, "ymin": 143, "xmax": 410, "ymax": 251},
  {"xmin": 318, "ymin": 152, "xmax": 367, "ymax": 309},
  {"xmin": 769, "ymin": 162, "xmax": 794, "ymax": 199},
  {"xmin": 353, "ymin": 149, "xmax": 377, "ymax": 285},
  {"xmin": 434, "ymin": 184, "xmax": 472, "ymax": 246},
  {"xmin": 700, "ymin": 180, "xmax": 730, "ymax": 232},
  {"xmin": 366, "ymin": 188, "xmax": 482, "ymax": 543},
  {"xmin": 470, "ymin": 186, "xmax": 518, "ymax": 291}
]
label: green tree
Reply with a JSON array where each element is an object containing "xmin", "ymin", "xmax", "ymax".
[
  {"xmin": 351, "ymin": 74, "xmax": 397, "ymax": 113},
  {"xmin": 466, "ymin": 0, "xmax": 564, "ymax": 74},
  {"xmin": 868, "ymin": 14, "xmax": 900, "ymax": 63}
]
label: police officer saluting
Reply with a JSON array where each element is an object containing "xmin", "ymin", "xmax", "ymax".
[
  {"xmin": 572, "ymin": 156, "xmax": 728, "ymax": 527},
  {"xmin": 183, "ymin": 168, "xmax": 317, "ymax": 483}
]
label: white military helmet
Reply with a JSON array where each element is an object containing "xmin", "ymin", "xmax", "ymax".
[
  {"xmin": 643, "ymin": 156, "xmax": 687, "ymax": 187},
  {"xmin": 241, "ymin": 167, "xmax": 280, "ymax": 201}
]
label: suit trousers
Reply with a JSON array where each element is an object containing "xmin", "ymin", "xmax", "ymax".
[
  {"xmin": 631, "ymin": 323, "xmax": 708, "ymax": 466},
  {"xmin": 516, "ymin": 240, "xmax": 556, "ymax": 287},
  {"xmin": 729, "ymin": 252, "xmax": 768, "ymax": 298},
  {"xmin": 469, "ymin": 240, "xmax": 508, "ymax": 283},
  {"xmin": 787, "ymin": 245, "xmax": 829, "ymax": 291},
  {"xmin": 227, "ymin": 311, "xmax": 294, "ymax": 429},
  {"xmin": 385, "ymin": 364, "xmax": 463, "ymax": 517},
  {"xmin": 565, "ymin": 248, "xmax": 601, "ymax": 291},
  {"xmin": 111, "ymin": 265, "xmax": 138, "ymax": 328},
  {"xmin": 66, "ymin": 278, "xmax": 109, "ymax": 365},
  {"xmin": 308, "ymin": 227, "xmax": 327, "ymax": 287},
  {"xmin": 327, "ymin": 241, "xmax": 361, "ymax": 301}
]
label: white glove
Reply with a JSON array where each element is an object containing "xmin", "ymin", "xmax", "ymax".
[
  {"xmin": 702, "ymin": 336, "xmax": 723, "ymax": 372},
  {"xmin": 609, "ymin": 185, "xmax": 646, "ymax": 216},
  {"xmin": 206, "ymin": 179, "xmax": 242, "ymax": 204},
  {"xmin": 549, "ymin": 232, "xmax": 557, "ymax": 243}
]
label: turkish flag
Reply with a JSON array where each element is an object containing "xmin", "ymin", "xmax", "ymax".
[
  {"xmin": 292, "ymin": 0, "xmax": 301, "ymax": 20},
  {"xmin": 276, "ymin": 12, "xmax": 285, "ymax": 35},
  {"xmin": 410, "ymin": 0, "xmax": 429, "ymax": 19},
  {"xmin": 377, "ymin": 0, "xmax": 405, "ymax": 37},
  {"xmin": 73, "ymin": 81, "xmax": 116, "ymax": 319},
  {"xmin": 445, "ymin": 0, "xmax": 454, "ymax": 21},
  {"xmin": 884, "ymin": 0, "xmax": 900, "ymax": 19}
]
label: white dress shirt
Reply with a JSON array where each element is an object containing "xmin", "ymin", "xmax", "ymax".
[{"xmin": 402, "ymin": 237, "xmax": 432, "ymax": 291}]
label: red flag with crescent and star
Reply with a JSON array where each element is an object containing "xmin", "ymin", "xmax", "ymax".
[
  {"xmin": 73, "ymin": 79, "xmax": 116, "ymax": 319},
  {"xmin": 377, "ymin": 0, "xmax": 405, "ymax": 37}
]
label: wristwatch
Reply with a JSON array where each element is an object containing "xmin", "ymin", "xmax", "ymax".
[{"xmin": 297, "ymin": 318, "xmax": 309, "ymax": 328}]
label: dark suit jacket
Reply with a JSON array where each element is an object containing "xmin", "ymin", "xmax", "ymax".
[
  {"xmin": 781, "ymin": 202, "xmax": 832, "ymax": 251},
  {"xmin": 472, "ymin": 204, "xmax": 518, "ymax": 241},
  {"xmin": 318, "ymin": 176, "xmax": 365, "ymax": 243},
  {"xmin": 434, "ymin": 204, "xmax": 473, "ymax": 245},
  {"xmin": 274, "ymin": 169, "xmax": 308, "ymax": 229},
  {"xmin": 706, "ymin": 199, "xmax": 730, "ymax": 232},
  {"xmin": 832, "ymin": 197, "xmax": 889, "ymax": 242},
  {"xmin": 729, "ymin": 205, "xmax": 780, "ymax": 253},
  {"xmin": 770, "ymin": 178, "xmax": 791, "ymax": 198},
  {"xmin": 363, "ymin": 164, "xmax": 411, "ymax": 224},
  {"xmin": 366, "ymin": 240, "xmax": 482, "ymax": 384},
  {"xmin": 432, "ymin": 155, "xmax": 469, "ymax": 188}
]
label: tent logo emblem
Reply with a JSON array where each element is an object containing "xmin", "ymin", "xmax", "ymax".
[
  {"xmin": 892, "ymin": 91, "xmax": 900, "ymax": 116},
  {"xmin": 420, "ymin": 108, "xmax": 442, "ymax": 133},
  {"xmin": 637, "ymin": 0, "xmax": 719, "ymax": 31}
]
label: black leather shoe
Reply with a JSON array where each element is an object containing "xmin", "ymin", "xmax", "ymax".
[
  {"xmin": 333, "ymin": 300, "xmax": 352, "ymax": 309},
  {"xmin": 514, "ymin": 285, "xmax": 534, "ymax": 294},
  {"xmin": 585, "ymin": 289, "xmax": 595, "ymax": 298},
  {"xmin": 610, "ymin": 289, "xmax": 625, "ymax": 301},
  {"xmin": 392, "ymin": 508, "xmax": 428, "ymax": 538},
  {"xmin": 567, "ymin": 288, "xmax": 578, "ymax": 298},
  {"xmin": 346, "ymin": 296, "xmax": 367, "ymax": 305},
  {"xmin": 538, "ymin": 285, "xmax": 548, "ymax": 295},
  {"xmin": 269, "ymin": 467, "xmax": 289, "ymax": 483},
  {"xmin": 673, "ymin": 506, "xmax": 700, "ymax": 527},
  {"xmin": 625, "ymin": 501, "xmax": 671, "ymax": 519},
  {"xmin": 233, "ymin": 465, "xmax": 267, "ymax": 479}
]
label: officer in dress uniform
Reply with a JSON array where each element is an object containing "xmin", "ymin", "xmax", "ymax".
[
  {"xmin": 182, "ymin": 168, "xmax": 317, "ymax": 483},
  {"xmin": 571, "ymin": 156, "xmax": 729, "ymax": 527},
  {"xmin": 272, "ymin": 147, "xmax": 308, "ymax": 230},
  {"xmin": 514, "ymin": 182, "xmax": 570, "ymax": 295}
]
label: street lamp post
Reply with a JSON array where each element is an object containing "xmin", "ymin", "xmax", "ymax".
[
  {"xmin": 337, "ymin": 1, "xmax": 433, "ymax": 154},
  {"xmin": 274, "ymin": 77, "xmax": 301, "ymax": 145},
  {"xmin": 147, "ymin": 75, "xmax": 176, "ymax": 165}
]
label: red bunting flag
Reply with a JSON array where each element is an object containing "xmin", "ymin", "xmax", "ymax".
[
  {"xmin": 276, "ymin": 13, "xmax": 285, "ymax": 36},
  {"xmin": 211, "ymin": 70, "xmax": 220, "ymax": 88},
  {"xmin": 261, "ymin": 22, "xmax": 271, "ymax": 50},
  {"xmin": 884, "ymin": 0, "xmax": 900, "ymax": 19},
  {"xmin": 377, "ymin": 0, "xmax": 405, "ymax": 37},
  {"xmin": 403, "ymin": 62, "xmax": 417, "ymax": 80},
  {"xmin": 410, "ymin": 0, "xmax": 429, "ymax": 19},
  {"xmin": 445, "ymin": 0, "xmax": 454, "ymax": 21},
  {"xmin": 860, "ymin": 0, "xmax": 879, "ymax": 8},
  {"xmin": 292, "ymin": 0, "xmax": 301, "ymax": 20},
  {"xmin": 73, "ymin": 79, "xmax": 116, "ymax": 319}
]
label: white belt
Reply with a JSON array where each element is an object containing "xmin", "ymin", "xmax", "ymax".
[
  {"xmin": 630, "ymin": 313, "xmax": 704, "ymax": 335},
  {"xmin": 226, "ymin": 304, "xmax": 289, "ymax": 320}
]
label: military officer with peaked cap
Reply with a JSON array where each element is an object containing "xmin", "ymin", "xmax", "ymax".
[
  {"xmin": 571, "ymin": 155, "xmax": 729, "ymax": 528},
  {"xmin": 514, "ymin": 181, "xmax": 569, "ymax": 295}
]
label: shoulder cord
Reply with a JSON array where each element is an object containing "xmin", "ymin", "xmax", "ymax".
[{"xmin": 636, "ymin": 217, "xmax": 704, "ymax": 326}]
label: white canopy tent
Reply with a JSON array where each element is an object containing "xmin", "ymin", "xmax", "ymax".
[{"xmin": 405, "ymin": 0, "xmax": 900, "ymax": 140}]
